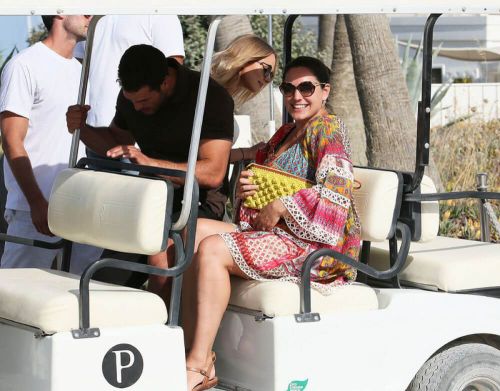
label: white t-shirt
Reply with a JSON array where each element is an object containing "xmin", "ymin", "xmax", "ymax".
[
  {"xmin": 0, "ymin": 42, "xmax": 85, "ymax": 212},
  {"xmin": 74, "ymin": 15, "xmax": 185, "ymax": 127}
]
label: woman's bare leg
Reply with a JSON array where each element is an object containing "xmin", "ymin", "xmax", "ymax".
[
  {"xmin": 182, "ymin": 219, "xmax": 237, "ymax": 349},
  {"xmin": 185, "ymin": 234, "xmax": 246, "ymax": 389},
  {"xmin": 148, "ymin": 218, "xmax": 234, "ymax": 309}
]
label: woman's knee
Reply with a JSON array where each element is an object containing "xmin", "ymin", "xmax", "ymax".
[{"xmin": 197, "ymin": 235, "xmax": 232, "ymax": 268}]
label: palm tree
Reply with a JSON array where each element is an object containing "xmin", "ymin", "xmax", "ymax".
[
  {"xmin": 318, "ymin": 15, "xmax": 336, "ymax": 66},
  {"xmin": 328, "ymin": 15, "xmax": 367, "ymax": 166},
  {"xmin": 345, "ymin": 14, "xmax": 416, "ymax": 172}
]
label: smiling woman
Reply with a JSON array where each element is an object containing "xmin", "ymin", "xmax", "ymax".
[{"xmin": 184, "ymin": 56, "xmax": 360, "ymax": 390}]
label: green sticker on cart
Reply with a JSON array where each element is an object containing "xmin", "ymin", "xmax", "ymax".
[{"xmin": 287, "ymin": 379, "xmax": 308, "ymax": 390}]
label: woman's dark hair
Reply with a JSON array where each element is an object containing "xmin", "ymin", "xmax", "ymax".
[
  {"xmin": 283, "ymin": 56, "xmax": 331, "ymax": 84},
  {"xmin": 118, "ymin": 44, "xmax": 169, "ymax": 92},
  {"xmin": 41, "ymin": 16, "xmax": 55, "ymax": 31}
]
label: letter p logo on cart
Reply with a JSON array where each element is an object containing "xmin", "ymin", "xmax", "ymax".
[
  {"xmin": 113, "ymin": 350, "xmax": 135, "ymax": 383},
  {"xmin": 102, "ymin": 344, "xmax": 144, "ymax": 388}
]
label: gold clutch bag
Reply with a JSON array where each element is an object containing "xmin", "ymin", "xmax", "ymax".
[{"xmin": 243, "ymin": 163, "xmax": 314, "ymax": 209}]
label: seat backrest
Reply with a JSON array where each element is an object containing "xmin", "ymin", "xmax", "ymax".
[
  {"xmin": 48, "ymin": 168, "xmax": 172, "ymax": 255},
  {"xmin": 353, "ymin": 167, "xmax": 402, "ymax": 242}
]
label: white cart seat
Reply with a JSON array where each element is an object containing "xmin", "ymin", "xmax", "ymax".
[
  {"xmin": 0, "ymin": 268, "xmax": 167, "ymax": 334},
  {"xmin": 0, "ymin": 169, "xmax": 173, "ymax": 334},
  {"xmin": 226, "ymin": 167, "xmax": 402, "ymax": 317},
  {"xmin": 370, "ymin": 236, "xmax": 500, "ymax": 292},
  {"xmin": 229, "ymin": 279, "xmax": 378, "ymax": 316}
]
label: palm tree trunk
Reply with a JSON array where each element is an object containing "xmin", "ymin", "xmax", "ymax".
[
  {"xmin": 345, "ymin": 14, "xmax": 416, "ymax": 172},
  {"xmin": 214, "ymin": 15, "xmax": 253, "ymax": 51},
  {"xmin": 318, "ymin": 15, "xmax": 336, "ymax": 66},
  {"xmin": 328, "ymin": 15, "xmax": 367, "ymax": 166}
]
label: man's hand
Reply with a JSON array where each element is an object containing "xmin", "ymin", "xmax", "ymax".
[
  {"xmin": 253, "ymin": 199, "xmax": 287, "ymax": 231},
  {"xmin": 66, "ymin": 104, "xmax": 90, "ymax": 133},
  {"xmin": 30, "ymin": 197, "xmax": 53, "ymax": 236},
  {"xmin": 106, "ymin": 145, "xmax": 152, "ymax": 166}
]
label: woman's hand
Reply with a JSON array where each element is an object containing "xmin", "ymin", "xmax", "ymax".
[
  {"xmin": 236, "ymin": 170, "xmax": 259, "ymax": 200},
  {"xmin": 253, "ymin": 199, "xmax": 287, "ymax": 231}
]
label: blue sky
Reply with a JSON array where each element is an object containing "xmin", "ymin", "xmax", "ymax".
[{"xmin": 0, "ymin": 16, "xmax": 42, "ymax": 59}]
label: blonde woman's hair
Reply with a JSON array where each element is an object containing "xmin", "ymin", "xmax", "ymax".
[{"xmin": 211, "ymin": 34, "xmax": 277, "ymax": 107}]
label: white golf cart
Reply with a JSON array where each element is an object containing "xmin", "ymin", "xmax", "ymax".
[{"xmin": 0, "ymin": 2, "xmax": 500, "ymax": 390}]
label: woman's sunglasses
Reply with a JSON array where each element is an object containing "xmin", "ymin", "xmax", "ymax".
[
  {"xmin": 259, "ymin": 62, "xmax": 274, "ymax": 83},
  {"xmin": 279, "ymin": 81, "xmax": 326, "ymax": 97}
]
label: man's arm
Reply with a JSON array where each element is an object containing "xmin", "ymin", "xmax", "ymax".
[
  {"xmin": 66, "ymin": 104, "xmax": 135, "ymax": 156},
  {"xmin": 107, "ymin": 138, "xmax": 232, "ymax": 188},
  {"xmin": 1, "ymin": 111, "xmax": 52, "ymax": 235}
]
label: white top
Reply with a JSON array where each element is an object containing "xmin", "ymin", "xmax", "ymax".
[
  {"xmin": 74, "ymin": 15, "xmax": 185, "ymax": 127},
  {"xmin": 0, "ymin": 42, "xmax": 85, "ymax": 211}
]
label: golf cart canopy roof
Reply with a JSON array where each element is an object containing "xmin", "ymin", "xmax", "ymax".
[{"xmin": 0, "ymin": 0, "xmax": 499, "ymax": 15}]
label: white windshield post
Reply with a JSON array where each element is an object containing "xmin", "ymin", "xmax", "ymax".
[
  {"xmin": 172, "ymin": 16, "xmax": 222, "ymax": 231},
  {"xmin": 68, "ymin": 15, "xmax": 103, "ymax": 168},
  {"xmin": 267, "ymin": 15, "xmax": 275, "ymax": 139}
]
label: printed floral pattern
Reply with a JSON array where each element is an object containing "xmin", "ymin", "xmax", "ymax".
[{"xmin": 221, "ymin": 115, "xmax": 361, "ymax": 294}]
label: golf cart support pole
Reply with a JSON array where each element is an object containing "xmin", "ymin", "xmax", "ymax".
[
  {"xmin": 477, "ymin": 173, "xmax": 491, "ymax": 242},
  {"xmin": 172, "ymin": 16, "xmax": 221, "ymax": 231},
  {"xmin": 69, "ymin": 15, "xmax": 102, "ymax": 169},
  {"xmin": 283, "ymin": 15, "xmax": 299, "ymax": 125},
  {"xmin": 410, "ymin": 13, "xmax": 441, "ymax": 192}
]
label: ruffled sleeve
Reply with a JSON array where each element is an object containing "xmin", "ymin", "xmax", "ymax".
[{"xmin": 281, "ymin": 115, "xmax": 355, "ymax": 247}]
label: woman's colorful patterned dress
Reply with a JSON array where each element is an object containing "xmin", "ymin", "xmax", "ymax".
[{"xmin": 220, "ymin": 114, "xmax": 361, "ymax": 294}]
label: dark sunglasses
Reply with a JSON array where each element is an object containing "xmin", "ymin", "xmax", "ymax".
[
  {"xmin": 259, "ymin": 62, "xmax": 274, "ymax": 83},
  {"xmin": 279, "ymin": 81, "xmax": 326, "ymax": 97}
]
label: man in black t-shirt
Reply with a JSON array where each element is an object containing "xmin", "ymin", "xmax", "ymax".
[
  {"xmin": 68, "ymin": 44, "xmax": 233, "ymax": 219},
  {"xmin": 66, "ymin": 44, "xmax": 234, "ymax": 296}
]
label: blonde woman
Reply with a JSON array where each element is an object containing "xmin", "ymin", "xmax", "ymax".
[{"xmin": 211, "ymin": 34, "xmax": 277, "ymax": 162}]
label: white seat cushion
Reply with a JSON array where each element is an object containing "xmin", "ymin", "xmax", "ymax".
[
  {"xmin": 370, "ymin": 236, "xmax": 500, "ymax": 292},
  {"xmin": 353, "ymin": 167, "xmax": 400, "ymax": 242},
  {"xmin": 229, "ymin": 278, "xmax": 378, "ymax": 317},
  {"xmin": 49, "ymin": 168, "xmax": 169, "ymax": 255},
  {"xmin": 0, "ymin": 269, "xmax": 167, "ymax": 333}
]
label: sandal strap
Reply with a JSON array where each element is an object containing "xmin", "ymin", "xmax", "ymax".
[
  {"xmin": 186, "ymin": 367, "xmax": 208, "ymax": 377},
  {"xmin": 186, "ymin": 352, "xmax": 217, "ymax": 387},
  {"xmin": 205, "ymin": 352, "xmax": 216, "ymax": 374}
]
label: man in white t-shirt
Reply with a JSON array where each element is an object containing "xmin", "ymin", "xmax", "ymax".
[
  {"xmin": 74, "ymin": 15, "xmax": 185, "ymax": 129},
  {"xmin": 0, "ymin": 15, "xmax": 103, "ymax": 274}
]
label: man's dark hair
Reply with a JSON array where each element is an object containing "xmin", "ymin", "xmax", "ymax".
[
  {"xmin": 284, "ymin": 56, "xmax": 331, "ymax": 84},
  {"xmin": 118, "ymin": 44, "xmax": 169, "ymax": 92},
  {"xmin": 41, "ymin": 16, "xmax": 55, "ymax": 31}
]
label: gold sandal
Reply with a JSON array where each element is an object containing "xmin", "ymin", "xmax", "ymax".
[{"xmin": 187, "ymin": 351, "xmax": 218, "ymax": 391}]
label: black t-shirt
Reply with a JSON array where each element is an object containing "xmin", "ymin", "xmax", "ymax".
[{"xmin": 113, "ymin": 59, "xmax": 234, "ymax": 219}]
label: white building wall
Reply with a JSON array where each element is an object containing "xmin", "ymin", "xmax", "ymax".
[
  {"xmin": 431, "ymin": 83, "xmax": 500, "ymax": 127},
  {"xmin": 391, "ymin": 15, "xmax": 500, "ymax": 82},
  {"xmin": 486, "ymin": 15, "xmax": 500, "ymax": 48}
]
